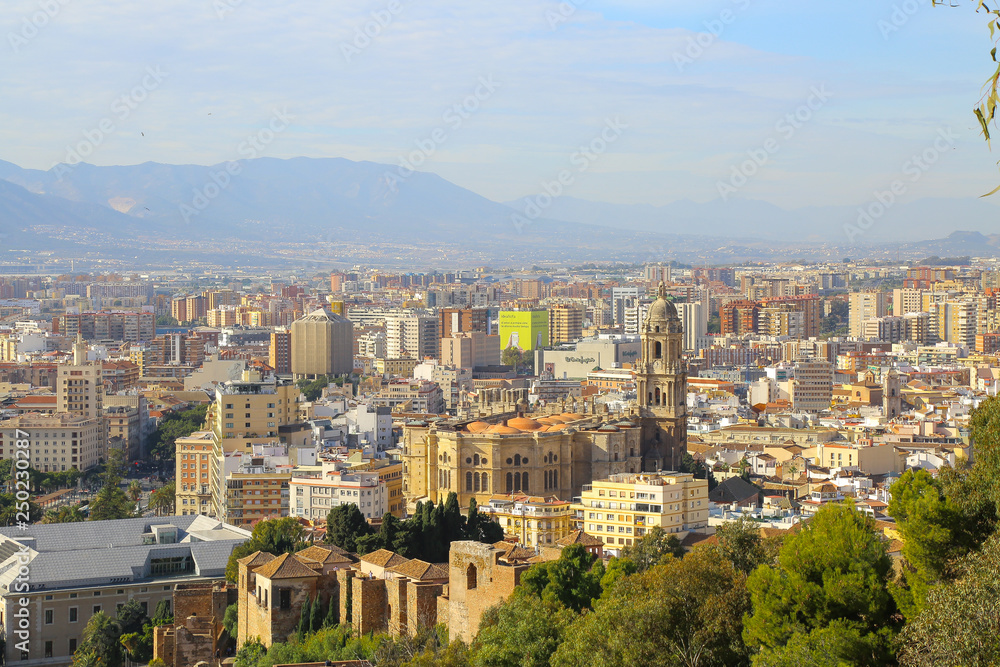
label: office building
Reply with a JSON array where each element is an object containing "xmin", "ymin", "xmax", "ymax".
[{"xmin": 290, "ymin": 308, "xmax": 353, "ymax": 378}]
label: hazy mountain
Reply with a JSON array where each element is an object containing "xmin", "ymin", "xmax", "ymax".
[{"xmin": 503, "ymin": 194, "xmax": 1000, "ymax": 244}]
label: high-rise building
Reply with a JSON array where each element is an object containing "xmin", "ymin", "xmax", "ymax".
[
  {"xmin": 849, "ymin": 292, "xmax": 888, "ymax": 337},
  {"xmin": 269, "ymin": 329, "xmax": 292, "ymax": 375},
  {"xmin": 720, "ymin": 300, "xmax": 759, "ymax": 335},
  {"xmin": 892, "ymin": 288, "xmax": 924, "ymax": 316},
  {"xmin": 928, "ymin": 300, "xmax": 977, "ymax": 347},
  {"xmin": 791, "ymin": 356, "xmax": 833, "ymax": 413},
  {"xmin": 548, "ymin": 304, "xmax": 584, "ymax": 344},
  {"xmin": 290, "ymin": 308, "xmax": 353, "ymax": 378},
  {"xmin": 611, "ymin": 287, "xmax": 643, "ymax": 327},
  {"xmin": 680, "ymin": 302, "xmax": 708, "ymax": 351},
  {"xmin": 440, "ymin": 332, "xmax": 501, "ymax": 369},
  {"xmin": 385, "ymin": 312, "xmax": 439, "ymax": 359},
  {"xmin": 176, "ymin": 431, "xmax": 214, "ymax": 516},
  {"xmin": 57, "ymin": 335, "xmax": 104, "ymax": 425}
]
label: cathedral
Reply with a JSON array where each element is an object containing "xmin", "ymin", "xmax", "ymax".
[{"xmin": 401, "ymin": 282, "xmax": 688, "ymax": 508}]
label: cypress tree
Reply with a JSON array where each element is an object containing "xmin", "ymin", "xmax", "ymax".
[
  {"xmin": 298, "ymin": 594, "xmax": 311, "ymax": 637},
  {"xmin": 324, "ymin": 592, "xmax": 338, "ymax": 627},
  {"xmin": 310, "ymin": 593, "xmax": 324, "ymax": 633}
]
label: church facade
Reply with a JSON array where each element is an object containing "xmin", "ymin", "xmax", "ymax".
[{"xmin": 401, "ymin": 284, "xmax": 688, "ymax": 507}]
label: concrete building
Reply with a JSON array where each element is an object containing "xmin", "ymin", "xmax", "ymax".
[
  {"xmin": 548, "ymin": 305, "xmax": 584, "ymax": 344},
  {"xmin": 0, "ymin": 413, "xmax": 102, "ymax": 472},
  {"xmin": 374, "ymin": 380, "xmax": 445, "ymax": 414},
  {"xmin": 218, "ymin": 447, "xmax": 293, "ymax": 528},
  {"xmin": 479, "ymin": 495, "xmax": 574, "ymax": 548},
  {"xmin": 385, "ymin": 312, "xmax": 438, "ymax": 360},
  {"xmin": 291, "ymin": 308, "xmax": 354, "ymax": 378},
  {"xmin": 440, "ymin": 331, "xmax": 501, "ymax": 369},
  {"xmin": 290, "ymin": 467, "xmax": 388, "ymax": 522},
  {"xmin": 791, "ymin": 356, "xmax": 834, "ymax": 413},
  {"xmin": 176, "ymin": 431, "xmax": 214, "ymax": 517},
  {"xmin": 574, "ymin": 472, "xmax": 709, "ymax": 555},
  {"xmin": 0, "ymin": 515, "xmax": 250, "ymax": 666},
  {"xmin": 680, "ymin": 302, "xmax": 708, "ymax": 352},
  {"xmin": 849, "ymin": 292, "xmax": 888, "ymax": 337},
  {"xmin": 269, "ymin": 329, "xmax": 292, "ymax": 375}
]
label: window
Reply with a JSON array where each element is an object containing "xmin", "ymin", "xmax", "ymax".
[
  {"xmin": 69, "ymin": 607, "xmax": 78, "ymax": 622},
  {"xmin": 44, "ymin": 609, "xmax": 53, "ymax": 624},
  {"xmin": 94, "ymin": 605, "xmax": 102, "ymax": 615},
  {"xmin": 44, "ymin": 642, "xmax": 53, "ymax": 658},
  {"xmin": 279, "ymin": 589, "xmax": 291, "ymax": 609},
  {"xmin": 69, "ymin": 638, "xmax": 77, "ymax": 653},
  {"xmin": 466, "ymin": 563, "xmax": 477, "ymax": 590}
]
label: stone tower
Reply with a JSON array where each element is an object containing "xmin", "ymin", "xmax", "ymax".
[
  {"xmin": 883, "ymin": 367, "xmax": 903, "ymax": 420},
  {"xmin": 635, "ymin": 282, "xmax": 687, "ymax": 471}
]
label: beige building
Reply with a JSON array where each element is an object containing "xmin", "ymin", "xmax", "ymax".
[
  {"xmin": 0, "ymin": 412, "xmax": 102, "ymax": 472},
  {"xmin": 548, "ymin": 305, "xmax": 584, "ymax": 345},
  {"xmin": 290, "ymin": 467, "xmax": 388, "ymax": 522},
  {"xmin": 573, "ymin": 472, "xmax": 709, "ymax": 554},
  {"xmin": 440, "ymin": 332, "xmax": 501, "ymax": 369},
  {"xmin": 176, "ymin": 431, "xmax": 214, "ymax": 517},
  {"xmin": 791, "ymin": 356, "xmax": 833, "ymax": 413},
  {"xmin": 385, "ymin": 312, "xmax": 439, "ymax": 360},
  {"xmin": 290, "ymin": 308, "xmax": 354, "ymax": 379},
  {"xmin": 849, "ymin": 292, "xmax": 888, "ymax": 337}
]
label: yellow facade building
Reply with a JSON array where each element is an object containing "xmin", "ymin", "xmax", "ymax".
[
  {"xmin": 481, "ymin": 495, "xmax": 575, "ymax": 548},
  {"xmin": 176, "ymin": 431, "xmax": 214, "ymax": 516},
  {"xmin": 573, "ymin": 472, "xmax": 709, "ymax": 554}
]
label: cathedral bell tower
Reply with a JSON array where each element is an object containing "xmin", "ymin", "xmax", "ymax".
[{"xmin": 635, "ymin": 282, "xmax": 687, "ymax": 471}]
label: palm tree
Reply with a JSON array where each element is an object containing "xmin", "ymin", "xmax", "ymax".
[
  {"xmin": 127, "ymin": 480, "xmax": 142, "ymax": 503},
  {"xmin": 149, "ymin": 482, "xmax": 175, "ymax": 516}
]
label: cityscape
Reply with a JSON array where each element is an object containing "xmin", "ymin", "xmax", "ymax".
[{"xmin": 3, "ymin": 2, "xmax": 1000, "ymax": 667}]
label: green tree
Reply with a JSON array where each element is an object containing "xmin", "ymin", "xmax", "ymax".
[
  {"xmin": 598, "ymin": 556, "xmax": 637, "ymax": 592},
  {"xmin": 226, "ymin": 517, "xmax": 308, "ymax": 582},
  {"xmin": 324, "ymin": 593, "xmax": 338, "ymax": 628},
  {"xmin": 465, "ymin": 497, "xmax": 504, "ymax": 543},
  {"xmin": 752, "ymin": 620, "xmax": 885, "ymax": 667},
  {"xmin": 152, "ymin": 599, "xmax": 173, "ymax": 625},
  {"xmin": 298, "ymin": 594, "xmax": 313, "ymax": 638},
  {"xmin": 715, "ymin": 516, "xmax": 774, "ymax": 575},
  {"xmin": 517, "ymin": 543, "xmax": 602, "ymax": 613},
  {"xmin": 310, "ymin": 593, "xmax": 324, "ymax": 634},
  {"xmin": 224, "ymin": 603, "xmax": 239, "ymax": 638},
  {"xmin": 897, "ymin": 531, "xmax": 1000, "ymax": 667},
  {"xmin": 968, "ymin": 395, "xmax": 1000, "ymax": 504},
  {"xmin": 235, "ymin": 637, "xmax": 267, "ymax": 667},
  {"xmin": 76, "ymin": 611, "xmax": 123, "ymax": 667},
  {"xmin": 90, "ymin": 449, "xmax": 134, "ymax": 521},
  {"xmin": 621, "ymin": 526, "xmax": 685, "ymax": 572},
  {"xmin": 127, "ymin": 479, "xmax": 142, "ymax": 502},
  {"xmin": 325, "ymin": 503, "xmax": 375, "ymax": 553},
  {"xmin": 116, "ymin": 598, "xmax": 147, "ymax": 635},
  {"xmin": 552, "ymin": 546, "xmax": 751, "ymax": 667},
  {"xmin": 149, "ymin": 482, "xmax": 176, "ymax": 516},
  {"xmin": 743, "ymin": 503, "xmax": 897, "ymax": 664},
  {"xmin": 473, "ymin": 595, "xmax": 575, "ymax": 667},
  {"xmin": 149, "ymin": 404, "xmax": 209, "ymax": 464}
]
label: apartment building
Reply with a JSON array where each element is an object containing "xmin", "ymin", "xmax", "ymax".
[
  {"xmin": 573, "ymin": 472, "xmax": 709, "ymax": 555},
  {"xmin": 480, "ymin": 495, "xmax": 575, "ymax": 548},
  {"xmin": 176, "ymin": 431, "xmax": 214, "ymax": 517},
  {"xmin": 219, "ymin": 450, "xmax": 293, "ymax": 528},
  {"xmin": 374, "ymin": 380, "xmax": 445, "ymax": 414},
  {"xmin": 439, "ymin": 332, "xmax": 501, "ymax": 369},
  {"xmin": 268, "ymin": 329, "xmax": 292, "ymax": 375},
  {"xmin": 791, "ymin": 356, "xmax": 834, "ymax": 413},
  {"xmin": 0, "ymin": 413, "xmax": 102, "ymax": 472},
  {"xmin": 385, "ymin": 312, "xmax": 439, "ymax": 359},
  {"xmin": 290, "ymin": 467, "xmax": 388, "ymax": 522},
  {"xmin": 548, "ymin": 305, "xmax": 584, "ymax": 344},
  {"xmin": 849, "ymin": 292, "xmax": 888, "ymax": 337}
]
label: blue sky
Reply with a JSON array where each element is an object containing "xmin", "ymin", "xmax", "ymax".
[{"xmin": 2, "ymin": 0, "xmax": 998, "ymax": 209}]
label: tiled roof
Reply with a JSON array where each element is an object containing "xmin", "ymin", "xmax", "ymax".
[
  {"xmin": 254, "ymin": 553, "xmax": 320, "ymax": 580},
  {"xmin": 388, "ymin": 559, "xmax": 449, "ymax": 581},
  {"xmin": 238, "ymin": 551, "xmax": 277, "ymax": 568},
  {"xmin": 555, "ymin": 530, "xmax": 603, "ymax": 547},
  {"xmin": 359, "ymin": 549, "xmax": 408, "ymax": 569},
  {"xmin": 296, "ymin": 545, "xmax": 354, "ymax": 565}
]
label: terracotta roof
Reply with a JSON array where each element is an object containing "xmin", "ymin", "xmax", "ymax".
[
  {"xmin": 237, "ymin": 551, "xmax": 276, "ymax": 569},
  {"xmin": 555, "ymin": 530, "xmax": 603, "ymax": 547},
  {"xmin": 388, "ymin": 559, "xmax": 449, "ymax": 580},
  {"xmin": 359, "ymin": 549, "xmax": 409, "ymax": 569},
  {"xmin": 253, "ymin": 553, "xmax": 320, "ymax": 580},
  {"xmin": 296, "ymin": 545, "xmax": 354, "ymax": 565}
]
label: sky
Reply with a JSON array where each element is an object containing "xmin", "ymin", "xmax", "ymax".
[{"xmin": 2, "ymin": 0, "xmax": 999, "ymax": 210}]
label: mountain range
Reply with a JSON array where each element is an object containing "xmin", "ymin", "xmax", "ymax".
[{"xmin": 2, "ymin": 156, "xmax": 1000, "ymax": 263}]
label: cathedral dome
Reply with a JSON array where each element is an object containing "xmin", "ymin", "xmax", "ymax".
[
  {"xmin": 644, "ymin": 281, "xmax": 678, "ymax": 328},
  {"xmin": 508, "ymin": 417, "xmax": 543, "ymax": 431}
]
